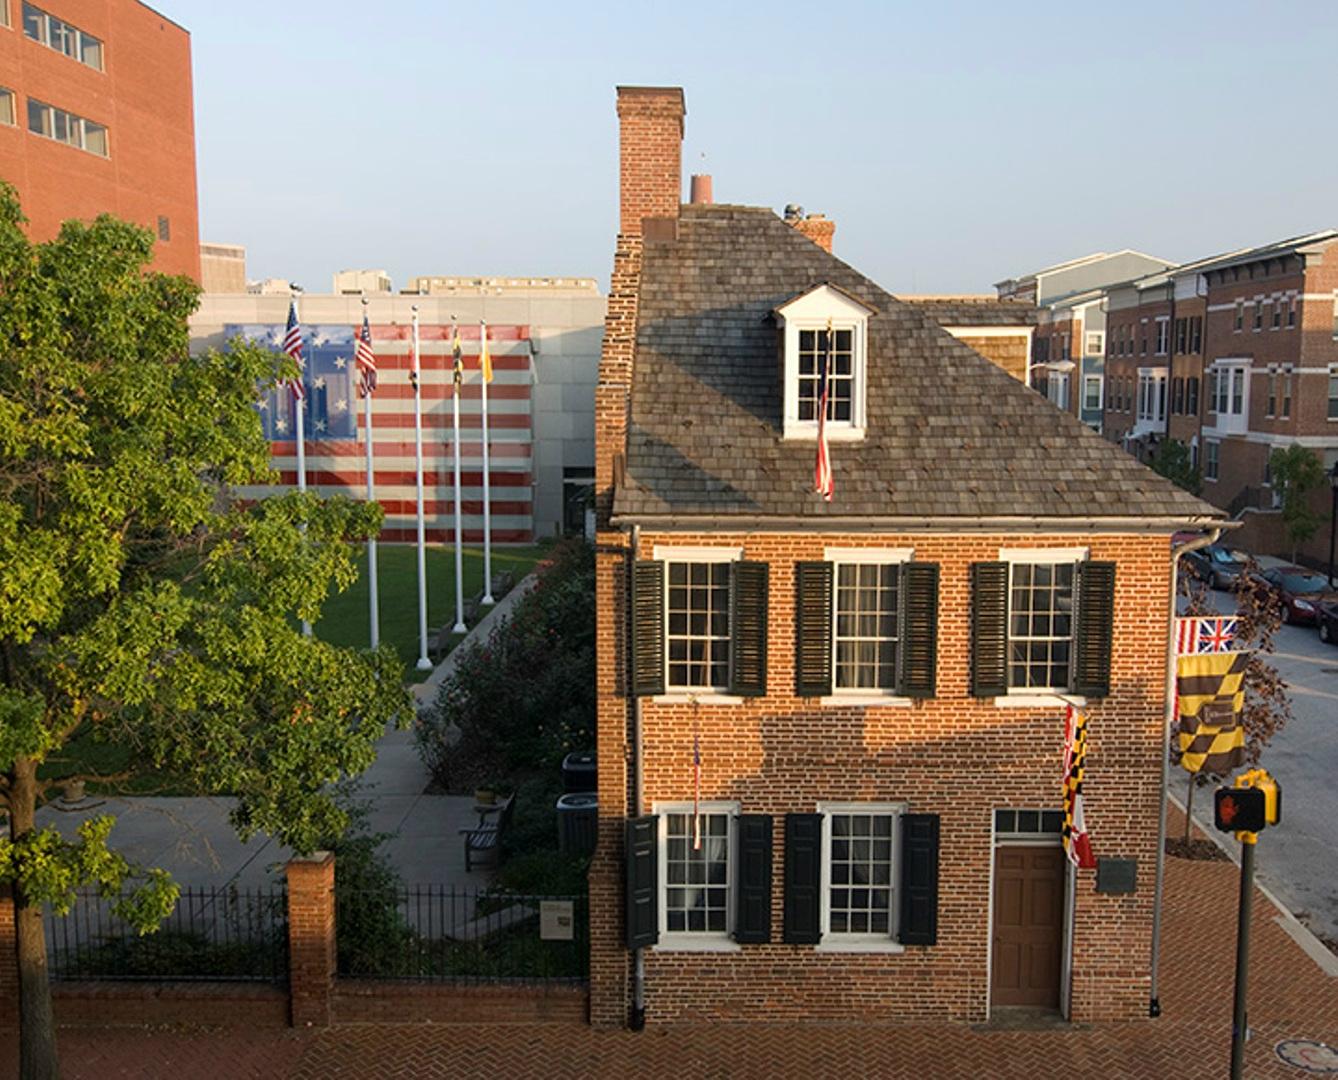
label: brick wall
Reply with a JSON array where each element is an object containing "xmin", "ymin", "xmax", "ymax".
[
  {"xmin": 615, "ymin": 87, "xmax": 684, "ymax": 236},
  {"xmin": 791, "ymin": 215, "xmax": 835, "ymax": 253},
  {"xmin": 287, "ymin": 852, "xmax": 336, "ymax": 1028},
  {"xmin": 591, "ymin": 530, "xmax": 1173, "ymax": 1026}
]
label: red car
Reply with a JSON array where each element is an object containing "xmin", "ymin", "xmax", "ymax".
[{"xmin": 1251, "ymin": 565, "xmax": 1338, "ymax": 625}]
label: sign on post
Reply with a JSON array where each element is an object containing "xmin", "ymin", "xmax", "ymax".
[{"xmin": 539, "ymin": 900, "xmax": 575, "ymax": 941}]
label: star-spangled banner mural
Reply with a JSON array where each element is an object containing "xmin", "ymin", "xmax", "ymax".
[{"xmin": 228, "ymin": 323, "xmax": 358, "ymax": 440}]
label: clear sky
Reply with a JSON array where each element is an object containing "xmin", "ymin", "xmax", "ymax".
[{"xmin": 179, "ymin": 0, "xmax": 1338, "ymax": 297}]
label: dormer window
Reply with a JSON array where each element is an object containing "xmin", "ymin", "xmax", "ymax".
[{"xmin": 775, "ymin": 283, "xmax": 875, "ymax": 440}]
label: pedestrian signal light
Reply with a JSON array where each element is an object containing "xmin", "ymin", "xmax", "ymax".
[{"xmin": 1214, "ymin": 787, "xmax": 1266, "ymax": 835}]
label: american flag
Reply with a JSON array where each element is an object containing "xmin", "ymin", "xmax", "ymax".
[
  {"xmin": 283, "ymin": 301, "xmax": 305, "ymax": 401},
  {"xmin": 408, "ymin": 325, "xmax": 420, "ymax": 393},
  {"xmin": 813, "ymin": 319, "xmax": 834, "ymax": 501},
  {"xmin": 1177, "ymin": 616, "xmax": 1238, "ymax": 655},
  {"xmin": 692, "ymin": 733, "xmax": 702, "ymax": 852},
  {"xmin": 354, "ymin": 311, "xmax": 377, "ymax": 395}
]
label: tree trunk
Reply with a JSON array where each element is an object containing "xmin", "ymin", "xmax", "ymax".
[
  {"xmin": 1184, "ymin": 772, "xmax": 1195, "ymax": 845},
  {"xmin": 10, "ymin": 756, "xmax": 59, "ymax": 1080}
]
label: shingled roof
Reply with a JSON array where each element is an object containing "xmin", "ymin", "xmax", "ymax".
[
  {"xmin": 902, "ymin": 296, "xmax": 1036, "ymax": 328},
  {"xmin": 613, "ymin": 204, "xmax": 1224, "ymax": 528}
]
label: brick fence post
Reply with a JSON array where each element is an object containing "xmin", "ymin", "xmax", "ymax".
[
  {"xmin": 0, "ymin": 885, "xmax": 17, "ymax": 1030},
  {"xmin": 286, "ymin": 852, "xmax": 336, "ymax": 1028}
]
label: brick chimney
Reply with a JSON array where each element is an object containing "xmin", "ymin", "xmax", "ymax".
[
  {"xmin": 689, "ymin": 174, "xmax": 713, "ymax": 205},
  {"xmin": 792, "ymin": 212, "xmax": 835, "ymax": 254},
  {"xmin": 616, "ymin": 86, "xmax": 685, "ymax": 236}
]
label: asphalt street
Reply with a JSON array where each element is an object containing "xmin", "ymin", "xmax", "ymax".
[{"xmin": 1184, "ymin": 578, "xmax": 1338, "ymax": 948}]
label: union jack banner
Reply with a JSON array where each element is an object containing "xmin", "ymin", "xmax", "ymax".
[
  {"xmin": 1061, "ymin": 706, "xmax": 1096, "ymax": 869},
  {"xmin": 354, "ymin": 311, "xmax": 377, "ymax": 395},
  {"xmin": 282, "ymin": 301, "xmax": 305, "ymax": 401},
  {"xmin": 1176, "ymin": 616, "xmax": 1238, "ymax": 655},
  {"xmin": 813, "ymin": 319, "xmax": 834, "ymax": 501}
]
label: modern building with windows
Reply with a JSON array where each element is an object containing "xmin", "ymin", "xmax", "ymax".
[
  {"xmin": 0, "ymin": 0, "xmax": 199, "ymax": 279},
  {"xmin": 190, "ymin": 285, "xmax": 605, "ymax": 541},
  {"xmin": 592, "ymin": 86, "xmax": 1224, "ymax": 1030}
]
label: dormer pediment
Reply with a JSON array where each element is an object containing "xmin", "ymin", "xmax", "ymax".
[{"xmin": 773, "ymin": 282, "xmax": 878, "ymax": 324}]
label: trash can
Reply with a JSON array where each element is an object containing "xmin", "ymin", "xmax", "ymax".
[
  {"xmin": 556, "ymin": 792, "xmax": 598, "ymax": 855},
  {"xmin": 561, "ymin": 751, "xmax": 597, "ymax": 793}
]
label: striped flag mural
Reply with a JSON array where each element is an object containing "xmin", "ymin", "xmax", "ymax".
[{"xmin": 233, "ymin": 320, "xmax": 535, "ymax": 542}]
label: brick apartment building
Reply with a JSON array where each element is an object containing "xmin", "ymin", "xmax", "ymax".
[
  {"xmin": 591, "ymin": 86, "xmax": 1224, "ymax": 1030},
  {"xmin": 996, "ymin": 251, "xmax": 1173, "ymax": 432},
  {"xmin": 1098, "ymin": 232, "xmax": 1338, "ymax": 560},
  {"xmin": 0, "ymin": 0, "xmax": 200, "ymax": 279}
]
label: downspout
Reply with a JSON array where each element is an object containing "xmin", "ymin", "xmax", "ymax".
[
  {"xmin": 629, "ymin": 523, "xmax": 647, "ymax": 1031},
  {"xmin": 1149, "ymin": 524, "xmax": 1222, "ymax": 1016}
]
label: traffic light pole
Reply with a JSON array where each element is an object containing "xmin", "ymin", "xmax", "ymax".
[{"xmin": 1230, "ymin": 835, "xmax": 1256, "ymax": 1080}]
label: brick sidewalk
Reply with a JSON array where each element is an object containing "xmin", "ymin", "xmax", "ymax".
[{"xmin": 5, "ymin": 806, "xmax": 1337, "ymax": 1079}]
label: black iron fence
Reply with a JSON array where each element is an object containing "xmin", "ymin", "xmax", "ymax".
[
  {"xmin": 336, "ymin": 886, "xmax": 588, "ymax": 985},
  {"xmin": 47, "ymin": 885, "xmax": 288, "ymax": 984}
]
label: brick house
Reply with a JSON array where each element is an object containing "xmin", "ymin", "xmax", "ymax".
[{"xmin": 591, "ymin": 86, "xmax": 1225, "ymax": 1029}]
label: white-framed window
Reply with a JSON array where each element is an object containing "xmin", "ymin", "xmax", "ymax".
[
  {"xmin": 1137, "ymin": 369, "xmax": 1167, "ymax": 426},
  {"xmin": 1083, "ymin": 375, "xmax": 1102, "ymax": 412},
  {"xmin": 1266, "ymin": 370, "xmax": 1277, "ymax": 417},
  {"xmin": 1155, "ymin": 318, "xmax": 1169, "ymax": 356},
  {"xmin": 1272, "ymin": 297, "xmax": 1282, "ymax": 330},
  {"xmin": 1234, "ymin": 300, "xmax": 1244, "ymax": 332},
  {"xmin": 775, "ymin": 284, "xmax": 873, "ymax": 441},
  {"xmin": 0, "ymin": 87, "xmax": 13, "ymax": 127},
  {"xmin": 828, "ymin": 550, "xmax": 912, "ymax": 695},
  {"xmin": 1211, "ymin": 364, "xmax": 1247, "ymax": 419},
  {"xmin": 1046, "ymin": 372, "xmax": 1070, "ymax": 411},
  {"xmin": 1, "ymin": 1, "xmax": 9, "ymax": 28},
  {"xmin": 1001, "ymin": 549, "xmax": 1085, "ymax": 693},
  {"xmin": 1253, "ymin": 300, "xmax": 1265, "ymax": 331},
  {"xmin": 1329, "ymin": 368, "xmax": 1338, "ymax": 421},
  {"xmin": 818, "ymin": 802, "xmax": 905, "ymax": 948},
  {"xmin": 656, "ymin": 801, "xmax": 738, "ymax": 944},
  {"xmin": 26, "ymin": 97, "xmax": 108, "ymax": 156},
  {"xmin": 665, "ymin": 560, "xmax": 731, "ymax": 691},
  {"xmin": 1205, "ymin": 439, "xmax": 1220, "ymax": 481},
  {"xmin": 22, "ymin": 2, "xmax": 102, "ymax": 70},
  {"xmin": 1287, "ymin": 296, "xmax": 1296, "ymax": 328},
  {"xmin": 1085, "ymin": 331, "xmax": 1104, "ymax": 356}
]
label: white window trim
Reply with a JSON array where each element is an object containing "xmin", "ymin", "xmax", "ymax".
[
  {"xmin": 1082, "ymin": 375, "xmax": 1103, "ymax": 412},
  {"xmin": 1204, "ymin": 438, "xmax": 1221, "ymax": 482},
  {"xmin": 997, "ymin": 547, "xmax": 1089, "ymax": 563},
  {"xmin": 651, "ymin": 800, "xmax": 741, "ymax": 952},
  {"xmin": 651, "ymin": 545, "xmax": 742, "ymax": 563},
  {"xmin": 775, "ymin": 286, "xmax": 874, "ymax": 442},
  {"xmin": 655, "ymin": 547, "xmax": 741, "ymax": 695},
  {"xmin": 814, "ymin": 801, "xmax": 906, "ymax": 953},
  {"xmin": 997, "ymin": 550, "xmax": 1084, "ymax": 699},
  {"xmin": 825, "ymin": 548, "xmax": 915, "ymax": 703}
]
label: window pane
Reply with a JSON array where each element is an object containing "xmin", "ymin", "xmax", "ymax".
[
  {"xmin": 827, "ymin": 812, "xmax": 896, "ymax": 937},
  {"xmin": 0, "ymin": 91, "xmax": 13, "ymax": 127},
  {"xmin": 1007, "ymin": 562, "xmax": 1075, "ymax": 690},
  {"xmin": 663, "ymin": 812, "xmax": 730, "ymax": 935},
  {"xmin": 834, "ymin": 562, "xmax": 899, "ymax": 692},
  {"xmin": 80, "ymin": 33, "xmax": 103, "ymax": 70},
  {"xmin": 22, "ymin": 3, "xmax": 43, "ymax": 42},
  {"xmin": 665, "ymin": 562, "xmax": 730, "ymax": 690},
  {"xmin": 83, "ymin": 121, "xmax": 107, "ymax": 157}
]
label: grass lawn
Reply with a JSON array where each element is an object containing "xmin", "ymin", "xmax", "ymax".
[{"xmin": 313, "ymin": 542, "xmax": 546, "ymax": 681}]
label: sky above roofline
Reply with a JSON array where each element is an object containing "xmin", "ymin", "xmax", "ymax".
[{"xmin": 180, "ymin": 0, "xmax": 1338, "ymax": 296}]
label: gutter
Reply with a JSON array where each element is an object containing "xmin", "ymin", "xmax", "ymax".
[
  {"xmin": 629, "ymin": 524, "xmax": 647, "ymax": 1031},
  {"xmin": 611, "ymin": 513, "xmax": 1233, "ymax": 534},
  {"xmin": 1149, "ymin": 524, "xmax": 1223, "ymax": 1017}
]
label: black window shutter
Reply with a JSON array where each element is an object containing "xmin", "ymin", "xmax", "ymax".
[
  {"xmin": 631, "ymin": 561, "xmax": 665, "ymax": 697},
  {"xmin": 734, "ymin": 814, "xmax": 773, "ymax": 944},
  {"xmin": 898, "ymin": 562, "xmax": 940, "ymax": 699},
  {"xmin": 898, "ymin": 813, "xmax": 940, "ymax": 946},
  {"xmin": 783, "ymin": 813, "xmax": 823, "ymax": 944},
  {"xmin": 970, "ymin": 561, "xmax": 1009, "ymax": 698},
  {"xmin": 795, "ymin": 562, "xmax": 833, "ymax": 697},
  {"xmin": 728, "ymin": 561, "xmax": 769, "ymax": 697},
  {"xmin": 1073, "ymin": 560, "xmax": 1116, "ymax": 698},
  {"xmin": 625, "ymin": 815, "xmax": 659, "ymax": 949}
]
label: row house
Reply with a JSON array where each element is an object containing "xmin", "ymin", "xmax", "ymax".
[{"xmin": 592, "ymin": 86, "xmax": 1224, "ymax": 1030}]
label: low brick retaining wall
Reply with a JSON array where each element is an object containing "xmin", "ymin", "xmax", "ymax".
[
  {"xmin": 53, "ymin": 981, "xmax": 290, "ymax": 1028},
  {"xmin": 333, "ymin": 982, "xmax": 587, "ymax": 1025}
]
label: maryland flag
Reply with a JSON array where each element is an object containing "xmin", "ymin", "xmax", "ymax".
[
  {"xmin": 1061, "ymin": 706, "xmax": 1096, "ymax": 869},
  {"xmin": 479, "ymin": 322, "xmax": 493, "ymax": 384},
  {"xmin": 1175, "ymin": 650, "xmax": 1247, "ymax": 774}
]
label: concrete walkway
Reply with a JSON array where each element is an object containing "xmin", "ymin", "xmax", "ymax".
[{"xmin": 34, "ymin": 574, "xmax": 537, "ymax": 890}]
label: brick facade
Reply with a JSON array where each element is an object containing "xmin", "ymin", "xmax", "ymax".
[{"xmin": 286, "ymin": 853, "xmax": 336, "ymax": 1028}]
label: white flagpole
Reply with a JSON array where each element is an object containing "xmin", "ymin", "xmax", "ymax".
[
  {"xmin": 451, "ymin": 320, "xmax": 467, "ymax": 635},
  {"xmin": 480, "ymin": 319, "xmax": 494, "ymax": 605},
  {"xmin": 412, "ymin": 307, "xmax": 432, "ymax": 670},
  {"xmin": 362, "ymin": 298, "xmax": 380, "ymax": 651},
  {"xmin": 294, "ymin": 291, "xmax": 312, "ymax": 638}
]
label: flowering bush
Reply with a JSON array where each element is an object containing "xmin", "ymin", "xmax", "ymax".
[{"xmin": 416, "ymin": 539, "xmax": 594, "ymax": 789}]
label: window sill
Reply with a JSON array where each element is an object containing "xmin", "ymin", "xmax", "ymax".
[
  {"xmin": 652, "ymin": 937, "xmax": 742, "ymax": 954},
  {"xmin": 819, "ymin": 695, "xmax": 914, "ymax": 708},
  {"xmin": 651, "ymin": 693, "xmax": 745, "ymax": 705},
  {"xmin": 993, "ymin": 694, "xmax": 1087, "ymax": 709},
  {"xmin": 814, "ymin": 940, "xmax": 906, "ymax": 955},
  {"xmin": 781, "ymin": 426, "xmax": 867, "ymax": 443}
]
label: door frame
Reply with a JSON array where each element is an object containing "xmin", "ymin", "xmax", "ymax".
[{"xmin": 985, "ymin": 816, "xmax": 1072, "ymax": 1020}]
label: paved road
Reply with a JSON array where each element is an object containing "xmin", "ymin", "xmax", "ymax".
[{"xmin": 1183, "ymin": 580, "xmax": 1338, "ymax": 947}]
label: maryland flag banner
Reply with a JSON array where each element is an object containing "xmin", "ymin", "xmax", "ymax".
[
  {"xmin": 1062, "ymin": 706, "xmax": 1096, "ymax": 869},
  {"xmin": 1175, "ymin": 649, "xmax": 1247, "ymax": 774}
]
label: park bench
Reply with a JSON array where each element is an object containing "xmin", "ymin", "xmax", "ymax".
[
  {"xmin": 459, "ymin": 793, "xmax": 516, "ymax": 872},
  {"xmin": 426, "ymin": 571, "xmax": 521, "ymax": 663}
]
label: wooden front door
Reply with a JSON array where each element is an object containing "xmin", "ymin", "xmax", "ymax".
[{"xmin": 991, "ymin": 845, "xmax": 1065, "ymax": 1008}]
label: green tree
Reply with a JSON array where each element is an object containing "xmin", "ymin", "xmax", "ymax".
[
  {"xmin": 0, "ymin": 185, "xmax": 411, "ymax": 1079},
  {"xmin": 1150, "ymin": 438, "xmax": 1202, "ymax": 496},
  {"xmin": 1269, "ymin": 444, "xmax": 1325, "ymax": 561}
]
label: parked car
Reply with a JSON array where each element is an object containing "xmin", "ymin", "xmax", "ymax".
[
  {"xmin": 1181, "ymin": 543, "xmax": 1250, "ymax": 590},
  {"xmin": 1318, "ymin": 598, "xmax": 1338, "ymax": 645},
  {"xmin": 1249, "ymin": 565, "xmax": 1338, "ymax": 625}
]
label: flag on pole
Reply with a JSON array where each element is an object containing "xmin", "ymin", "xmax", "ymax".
[
  {"xmin": 814, "ymin": 319, "xmax": 834, "ymax": 501},
  {"xmin": 408, "ymin": 322, "xmax": 420, "ymax": 393},
  {"xmin": 283, "ymin": 301, "xmax": 306, "ymax": 400},
  {"xmin": 1061, "ymin": 706, "xmax": 1096, "ymax": 869},
  {"xmin": 480, "ymin": 325, "xmax": 493, "ymax": 384},
  {"xmin": 692, "ymin": 734, "xmax": 702, "ymax": 852},
  {"xmin": 1175, "ymin": 650, "xmax": 1247, "ymax": 774},
  {"xmin": 354, "ymin": 310, "xmax": 377, "ymax": 395},
  {"xmin": 451, "ymin": 322, "xmax": 464, "ymax": 395}
]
